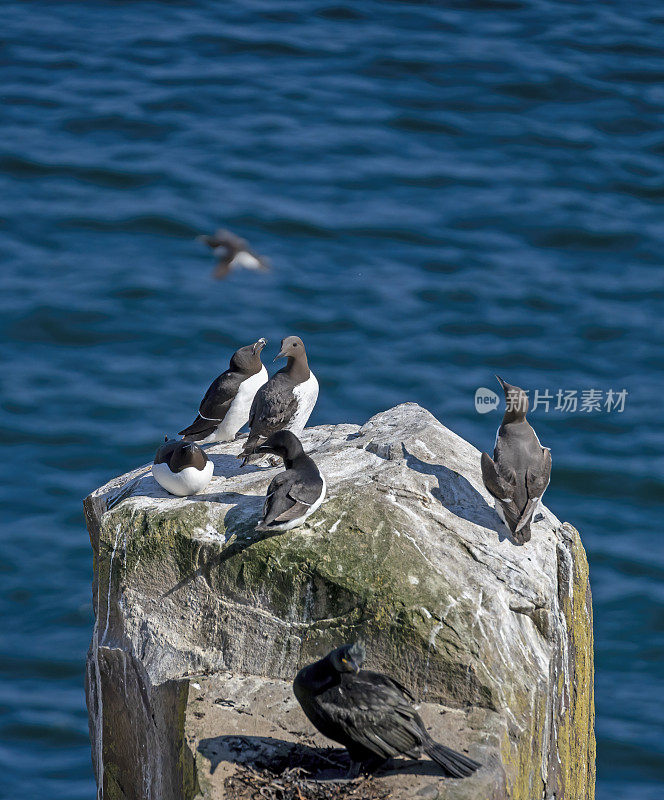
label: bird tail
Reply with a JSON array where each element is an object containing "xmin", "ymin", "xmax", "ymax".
[
  {"xmin": 178, "ymin": 415, "xmax": 216, "ymax": 441},
  {"xmin": 423, "ymin": 736, "xmax": 480, "ymax": 778},
  {"xmin": 180, "ymin": 431, "xmax": 208, "ymax": 442},
  {"xmin": 512, "ymin": 522, "xmax": 532, "ymax": 544},
  {"xmin": 513, "ymin": 498, "xmax": 537, "ymax": 543},
  {"xmin": 178, "ymin": 425, "xmax": 217, "ymax": 442}
]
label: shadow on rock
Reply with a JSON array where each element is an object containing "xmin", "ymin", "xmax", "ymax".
[
  {"xmin": 206, "ymin": 452, "xmax": 264, "ymax": 479},
  {"xmin": 198, "ymin": 735, "xmax": 348, "ymax": 777},
  {"xmin": 160, "ymin": 495, "xmax": 290, "ymax": 599},
  {"xmin": 198, "ymin": 734, "xmax": 463, "ymax": 781},
  {"xmin": 402, "ymin": 445, "xmax": 509, "ymax": 541}
]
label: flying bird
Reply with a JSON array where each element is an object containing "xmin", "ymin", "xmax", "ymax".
[
  {"xmin": 152, "ymin": 438, "xmax": 213, "ymax": 496},
  {"xmin": 179, "ymin": 338, "xmax": 268, "ymax": 444},
  {"xmin": 198, "ymin": 228, "xmax": 270, "ymax": 279},
  {"xmin": 481, "ymin": 375, "xmax": 551, "ymax": 544},
  {"xmin": 239, "ymin": 336, "xmax": 318, "ymax": 465},
  {"xmin": 293, "ymin": 643, "xmax": 481, "ymax": 779},
  {"xmin": 254, "ymin": 431, "xmax": 326, "ymax": 531}
]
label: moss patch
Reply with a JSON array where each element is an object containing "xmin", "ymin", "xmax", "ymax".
[{"xmin": 554, "ymin": 524, "xmax": 596, "ymax": 800}]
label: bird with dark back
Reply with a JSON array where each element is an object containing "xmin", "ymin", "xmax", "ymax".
[
  {"xmin": 293, "ymin": 643, "xmax": 481, "ymax": 779},
  {"xmin": 481, "ymin": 376, "xmax": 552, "ymax": 544}
]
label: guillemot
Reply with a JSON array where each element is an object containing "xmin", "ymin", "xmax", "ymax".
[
  {"xmin": 239, "ymin": 336, "xmax": 318, "ymax": 464},
  {"xmin": 481, "ymin": 375, "xmax": 551, "ymax": 544},
  {"xmin": 198, "ymin": 228, "xmax": 270, "ymax": 279},
  {"xmin": 179, "ymin": 338, "xmax": 268, "ymax": 443},
  {"xmin": 254, "ymin": 431, "xmax": 326, "ymax": 531},
  {"xmin": 293, "ymin": 643, "xmax": 481, "ymax": 779},
  {"xmin": 152, "ymin": 438, "xmax": 213, "ymax": 496}
]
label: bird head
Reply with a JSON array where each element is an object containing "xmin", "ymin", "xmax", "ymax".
[
  {"xmin": 274, "ymin": 335, "xmax": 305, "ymax": 362},
  {"xmin": 496, "ymin": 375, "xmax": 529, "ymax": 419},
  {"xmin": 254, "ymin": 430, "xmax": 303, "ymax": 462},
  {"xmin": 329, "ymin": 642, "xmax": 366, "ymax": 674},
  {"xmin": 231, "ymin": 338, "xmax": 268, "ymax": 371}
]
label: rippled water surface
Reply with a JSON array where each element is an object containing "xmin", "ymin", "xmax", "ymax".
[{"xmin": 1, "ymin": 1, "xmax": 663, "ymax": 798}]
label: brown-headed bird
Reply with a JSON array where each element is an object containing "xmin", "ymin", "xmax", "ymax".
[
  {"xmin": 481, "ymin": 376, "xmax": 551, "ymax": 544},
  {"xmin": 239, "ymin": 336, "xmax": 318, "ymax": 465},
  {"xmin": 198, "ymin": 228, "xmax": 270, "ymax": 279}
]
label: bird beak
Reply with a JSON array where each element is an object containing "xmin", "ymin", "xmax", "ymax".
[
  {"xmin": 495, "ymin": 375, "xmax": 508, "ymax": 393},
  {"xmin": 349, "ymin": 658, "xmax": 361, "ymax": 674},
  {"xmin": 254, "ymin": 443, "xmax": 272, "ymax": 454},
  {"xmin": 273, "ymin": 348, "xmax": 287, "ymax": 362},
  {"xmin": 253, "ymin": 338, "xmax": 267, "ymax": 355}
]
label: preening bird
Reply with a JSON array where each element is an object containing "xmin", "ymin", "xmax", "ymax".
[
  {"xmin": 198, "ymin": 228, "xmax": 270, "ymax": 279},
  {"xmin": 293, "ymin": 643, "xmax": 481, "ymax": 779},
  {"xmin": 179, "ymin": 338, "xmax": 268, "ymax": 444},
  {"xmin": 481, "ymin": 375, "xmax": 551, "ymax": 544},
  {"xmin": 152, "ymin": 438, "xmax": 213, "ymax": 496},
  {"xmin": 254, "ymin": 431, "xmax": 326, "ymax": 531},
  {"xmin": 239, "ymin": 336, "xmax": 318, "ymax": 465}
]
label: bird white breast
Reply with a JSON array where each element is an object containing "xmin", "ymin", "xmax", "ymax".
[
  {"xmin": 287, "ymin": 372, "xmax": 319, "ymax": 436},
  {"xmin": 152, "ymin": 459, "xmax": 214, "ymax": 497},
  {"xmin": 230, "ymin": 251, "xmax": 262, "ymax": 270},
  {"xmin": 270, "ymin": 475, "xmax": 327, "ymax": 531},
  {"xmin": 213, "ymin": 366, "xmax": 268, "ymax": 442}
]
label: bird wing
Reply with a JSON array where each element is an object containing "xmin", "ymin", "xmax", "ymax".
[
  {"xmin": 268, "ymin": 501, "xmax": 311, "ymax": 525},
  {"xmin": 198, "ymin": 234, "xmax": 219, "ymax": 249},
  {"xmin": 178, "ymin": 414, "xmax": 218, "ymax": 438},
  {"xmin": 365, "ymin": 671, "xmax": 417, "ymax": 703},
  {"xmin": 289, "ymin": 470, "xmax": 324, "ymax": 505},
  {"xmin": 212, "ymin": 260, "xmax": 232, "ymax": 280},
  {"xmin": 178, "ymin": 371, "xmax": 240, "ymax": 436},
  {"xmin": 315, "ymin": 671, "xmax": 424, "ymax": 760},
  {"xmin": 480, "ymin": 451, "xmax": 515, "ymax": 501},
  {"xmin": 247, "ymin": 375, "xmax": 298, "ymax": 443},
  {"xmin": 267, "ymin": 467, "xmax": 324, "ymax": 524},
  {"xmin": 527, "ymin": 447, "xmax": 551, "ymax": 498},
  {"xmin": 215, "ymin": 228, "xmax": 248, "ymax": 249},
  {"xmin": 198, "ymin": 371, "xmax": 242, "ymax": 419},
  {"xmin": 261, "ymin": 473, "xmax": 298, "ymax": 526},
  {"xmin": 201, "ymin": 228, "xmax": 245, "ymax": 249},
  {"xmin": 515, "ymin": 448, "xmax": 552, "ymax": 534},
  {"xmin": 481, "ymin": 451, "xmax": 523, "ymax": 529}
]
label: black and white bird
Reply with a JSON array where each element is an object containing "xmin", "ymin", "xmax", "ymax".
[
  {"xmin": 254, "ymin": 431, "xmax": 326, "ymax": 531},
  {"xmin": 198, "ymin": 228, "xmax": 270, "ymax": 279},
  {"xmin": 152, "ymin": 438, "xmax": 213, "ymax": 496},
  {"xmin": 293, "ymin": 643, "xmax": 481, "ymax": 779},
  {"xmin": 239, "ymin": 336, "xmax": 318, "ymax": 464},
  {"xmin": 481, "ymin": 376, "xmax": 552, "ymax": 544},
  {"xmin": 179, "ymin": 338, "xmax": 268, "ymax": 444}
]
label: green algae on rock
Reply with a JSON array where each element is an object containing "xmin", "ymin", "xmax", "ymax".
[{"xmin": 84, "ymin": 404, "xmax": 595, "ymax": 800}]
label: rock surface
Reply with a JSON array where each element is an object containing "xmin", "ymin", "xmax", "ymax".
[{"xmin": 84, "ymin": 403, "xmax": 595, "ymax": 800}]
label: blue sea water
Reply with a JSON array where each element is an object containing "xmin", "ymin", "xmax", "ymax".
[{"xmin": 1, "ymin": 1, "xmax": 663, "ymax": 797}]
